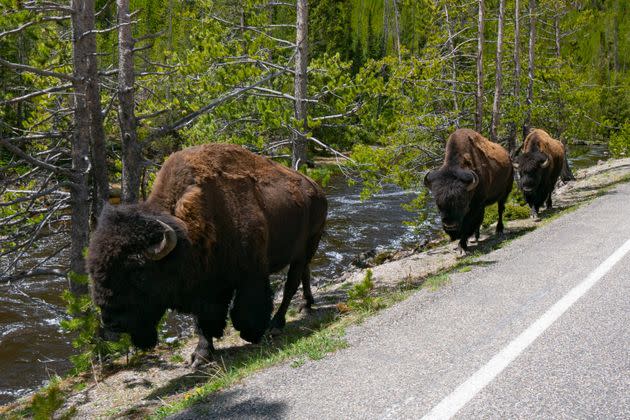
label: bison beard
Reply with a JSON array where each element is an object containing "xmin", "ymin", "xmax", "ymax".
[
  {"xmin": 87, "ymin": 144, "xmax": 327, "ymax": 366},
  {"xmin": 424, "ymin": 129, "xmax": 513, "ymax": 251}
]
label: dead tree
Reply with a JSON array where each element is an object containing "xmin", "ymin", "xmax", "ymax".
[
  {"xmin": 292, "ymin": 0, "xmax": 309, "ymax": 169},
  {"xmin": 117, "ymin": 0, "xmax": 142, "ymax": 203},
  {"xmin": 507, "ymin": 0, "xmax": 521, "ymax": 153},
  {"xmin": 523, "ymin": 0, "xmax": 536, "ymax": 138},
  {"xmin": 0, "ymin": 0, "xmax": 108, "ymax": 293},
  {"xmin": 490, "ymin": 0, "xmax": 505, "ymax": 142},
  {"xmin": 475, "ymin": 0, "xmax": 484, "ymax": 133}
]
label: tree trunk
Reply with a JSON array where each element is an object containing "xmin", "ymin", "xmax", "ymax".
[
  {"xmin": 382, "ymin": 0, "xmax": 389, "ymax": 57},
  {"xmin": 117, "ymin": 0, "xmax": 142, "ymax": 203},
  {"xmin": 553, "ymin": 8, "xmax": 575, "ymax": 182},
  {"xmin": 612, "ymin": 0, "xmax": 619, "ymax": 72},
  {"xmin": 292, "ymin": 0, "xmax": 309, "ymax": 170},
  {"xmin": 392, "ymin": 0, "xmax": 402, "ymax": 63},
  {"xmin": 475, "ymin": 0, "xmax": 484, "ymax": 133},
  {"xmin": 69, "ymin": 0, "xmax": 97, "ymax": 294},
  {"xmin": 443, "ymin": 3, "xmax": 459, "ymax": 120},
  {"xmin": 523, "ymin": 0, "xmax": 536, "ymax": 138},
  {"xmin": 80, "ymin": 0, "xmax": 109, "ymax": 217},
  {"xmin": 508, "ymin": 0, "xmax": 520, "ymax": 153},
  {"xmin": 490, "ymin": 0, "xmax": 505, "ymax": 142}
]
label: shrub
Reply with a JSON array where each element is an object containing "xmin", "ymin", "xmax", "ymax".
[
  {"xmin": 60, "ymin": 272, "xmax": 131, "ymax": 374},
  {"xmin": 347, "ymin": 269, "xmax": 382, "ymax": 311},
  {"xmin": 609, "ymin": 122, "xmax": 630, "ymax": 158}
]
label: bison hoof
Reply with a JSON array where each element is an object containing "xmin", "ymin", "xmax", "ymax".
[
  {"xmin": 189, "ymin": 349, "xmax": 212, "ymax": 369},
  {"xmin": 298, "ymin": 302, "xmax": 314, "ymax": 314},
  {"xmin": 269, "ymin": 317, "xmax": 286, "ymax": 335}
]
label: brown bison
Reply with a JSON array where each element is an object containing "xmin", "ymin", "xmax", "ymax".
[
  {"xmin": 87, "ymin": 144, "xmax": 327, "ymax": 366},
  {"xmin": 424, "ymin": 129, "xmax": 513, "ymax": 251},
  {"xmin": 513, "ymin": 129, "xmax": 564, "ymax": 218}
]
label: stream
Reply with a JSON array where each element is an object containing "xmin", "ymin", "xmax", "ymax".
[{"xmin": 0, "ymin": 143, "xmax": 609, "ymax": 404}]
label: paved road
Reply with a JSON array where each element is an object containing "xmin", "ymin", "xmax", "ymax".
[{"xmin": 172, "ymin": 182, "xmax": 630, "ymax": 419}]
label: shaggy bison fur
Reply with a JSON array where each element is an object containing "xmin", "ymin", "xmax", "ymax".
[
  {"xmin": 424, "ymin": 129, "xmax": 513, "ymax": 251},
  {"xmin": 513, "ymin": 129, "xmax": 564, "ymax": 218},
  {"xmin": 88, "ymin": 144, "xmax": 327, "ymax": 366}
]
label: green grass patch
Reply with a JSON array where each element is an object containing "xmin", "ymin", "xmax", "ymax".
[
  {"xmin": 170, "ymin": 354, "xmax": 185, "ymax": 364},
  {"xmin": 422, "ymin": 273, "xmax": 450, "ymax": 291}
]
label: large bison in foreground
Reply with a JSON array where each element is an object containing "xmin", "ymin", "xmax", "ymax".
[
  {"xmin": 88, "ymin": 144, "xmax": 327, "ymax": 366},
  {"xmin": 424, "ymin": 129, "xmax": 513, "ymax": 251},
  {"xmin": 513, "ymin": 129, "xmax": 564, "ymax": 218}
]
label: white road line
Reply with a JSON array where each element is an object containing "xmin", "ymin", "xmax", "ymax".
[{"xmin": 422, "ymin": 237, "xmax": 630, "ymax": 420}]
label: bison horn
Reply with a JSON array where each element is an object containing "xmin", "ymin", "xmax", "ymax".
[
  {"xmin": 144, "ymin": 219, "xmax": 177, "ymax": 261},
  {"xmin": 540, "ymin": 156, "xmax": 550, "ymax": 168},
  {"xmin": 512, "ymin": 162, "xmax": 520, "ymax": 170},
  {"xmin": 466, "ymin": 171, "xmax": 479, "ymax": 191}
]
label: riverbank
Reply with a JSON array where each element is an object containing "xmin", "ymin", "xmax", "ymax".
[{"xmin": 2, "ymin": 157, "xmax": 630, "ymax": 419}]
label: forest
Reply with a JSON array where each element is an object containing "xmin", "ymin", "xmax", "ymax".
[{"xmin": 0, "ymin": 0, "xmax": 629, "ymax": 393}]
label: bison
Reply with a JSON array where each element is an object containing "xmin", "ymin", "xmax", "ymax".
[
  {"xmin": 424, "ymin": 128, "xmax": 513, "ymax": 251},
  {"xmin": 87, "ymin": 144, "xmax": 327, "ymax": 366},
  {"xmin": 513, "ymin": 129, "xmax": 564, "ymax": 218}
]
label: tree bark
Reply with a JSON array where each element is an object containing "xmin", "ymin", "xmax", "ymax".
[
  {"xmin": 553, "ymin": 7, "xmax": 575, "ymax": 181},
  {"xmin": 508, "ymin": 0, "xmax": 521, "ymax": 153},
  {"xmin": 523, "ymin": 0, "xmax": 536, "ymax": 138},
  {"xmin": 117, "ymin": 0, "xmax": 142, "ymax": 203},
  {"xmin": 490, "ymin": 0, "xmax": 505, "ymax": 142},
  {"xmin": 392, "ymin": 0, "xmax": 402, "ymax": 63},
  {"xmin": 443, "ymin": 3, "xmax": 459, "ymax": 120},
  {"xmin": 69, "ymin": 0, "xmax": 97, "ymax": 294},
  {"xmin": 612, "ymin": 0, "xmax": 619, "ymax": 72},
  {"xmin": 291, "ymin": 0, "xmax": 309, "ymax": 169},
  {"xmin": 80, "ymin": 0, "xmax": 109, "ymax": 217},
  {"xmin": 475, "ymin": 0, "xmax": 484, "ymax": 133}
]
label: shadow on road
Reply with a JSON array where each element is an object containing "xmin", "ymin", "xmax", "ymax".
[{"xmin": 168, "ymin": 389, "xmax": 287, "ymax": 420}]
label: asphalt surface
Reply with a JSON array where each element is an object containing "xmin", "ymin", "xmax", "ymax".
[{"xmin": 172, "ymin": 182, "xmax": 630, "ymax": 419}]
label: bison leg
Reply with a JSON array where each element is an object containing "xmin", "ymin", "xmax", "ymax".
[
  {"xmin": 496, "ymin": 199, "xmax": 506, "ymax": 235},
  {"xmin": 270, "ymin": 262, "xmax": 305, "ymax": 334},
  {"xmin": 189, "ymin": 299, "xmax": 231, "ymax": 368},
  {"xmin": 190, "ymin": 329, "xmax": 214, "ymax": 369},
  {"xmin": 299, "ymin": 268, "xmax": 315, "ymax": 313},
  {"xmin": 546, "ymin": 193, "xmax": 553, "ymax": 210},
  {"xmin": 531, "ymin": 205, "xmax": 540, "ymax": 220},
  {"xmin": 230, "ymin": 279, "xmax": 273, "ymax": 343}
]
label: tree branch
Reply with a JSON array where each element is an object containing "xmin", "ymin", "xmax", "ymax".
[{"xmin": 146, "ymin": 69, "xmax": 286, "ymax": 141}]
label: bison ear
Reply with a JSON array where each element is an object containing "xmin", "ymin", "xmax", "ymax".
[
  {"xmin": 144, "ymin": 219, "xmax": 177, "ymax": 261},
  {"xmin": 466, "ymin": 170, "xmax": 479, "ymax": 191},
  {"xmin": 424, "ymin": 170, "xmax": 436, "ymax": 189},
  {"xmin": 540, "ymin": 155, "xmax": 550, "ymax": 168}
]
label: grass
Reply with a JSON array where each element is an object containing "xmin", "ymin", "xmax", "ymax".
[
  {"xmin": 170, "ymin": 354, "xmax": 185, "ymax": 364},
  {"xmin": 423, "ymin": 273, "xmax": 451, "ymax": 291}
]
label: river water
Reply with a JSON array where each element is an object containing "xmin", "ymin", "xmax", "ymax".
[{"xmin": 0, "ymin": 144, "xmax": 608, "ymax": 404}]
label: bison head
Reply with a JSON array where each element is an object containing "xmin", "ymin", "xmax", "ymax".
[
  {"xmin": 87, "ymin": 205, "xmax": 184, "ymax": 350},
  {"xmin": 424, "ymin": 168, "xmax": 479, "ymax": 239},
  {"xmin": 513, "ymin": 151, "xmax": 550, "ymax": 194}
]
